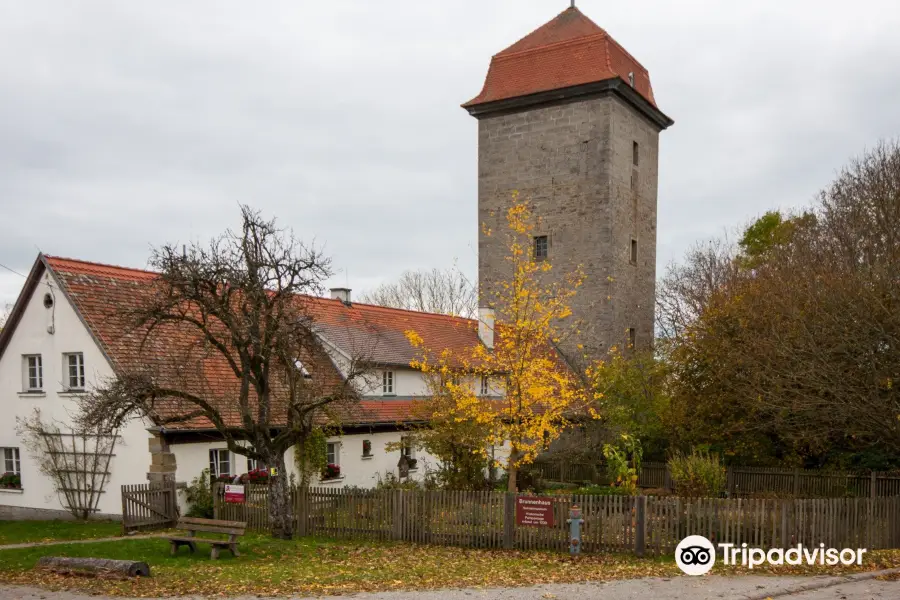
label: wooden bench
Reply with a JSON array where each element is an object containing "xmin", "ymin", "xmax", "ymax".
[{"xmin": 167, "ymin": 517, "xmax": 246, "ymax": 560}]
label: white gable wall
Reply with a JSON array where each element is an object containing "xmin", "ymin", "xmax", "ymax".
[{"xmin": 0, "ymin": 268, "xmax": 151, "ymax": 518}]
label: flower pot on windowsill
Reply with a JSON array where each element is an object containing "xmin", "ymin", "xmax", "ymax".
[
  {"xmin": 321, "ymin": 463, "xmax": 341, "ymax": 480},
  {"xmin": 0, "ymin": 473, "xmax": 22, "ymax": 489}
]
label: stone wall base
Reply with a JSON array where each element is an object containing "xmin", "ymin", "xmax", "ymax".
[{"xmin": 0, "ymin": 504, "xmax": 121, "ymax": 521}]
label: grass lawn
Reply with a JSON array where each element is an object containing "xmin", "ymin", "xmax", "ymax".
[
  {"xmin": 0, "ymin": 520, "xmax": 123, "ymax": 545},
  {"xmin": 0, "ymin": 532, "xmax": 899, "ymax": 597}
]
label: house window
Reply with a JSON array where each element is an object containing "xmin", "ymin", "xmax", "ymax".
[
  {"xmin": 3, "ymin": 447, "xmax": 21, "ymax": 475},
  {"xmin": 631, "ymin": 239, "xmax": 638, "ymax": 264},
  {"xmin": 64, "ymin": 353, "xmax": 85, "ymax": 390},
  {"xmin": 1, "ymin": 448, "xmax": 21, "ymax": 489},
  {"xmin": 533, "ymin": 235, "xmax": 548, "ymax": 261},
  {"xmin": 382, "ymin": 370, "xmax": 394, "ymax": 395},
  {"xmin": 209, "ymin": 449, "xmax": 231, "ymax": 478},
  {"xmin": 247, "ymin": 457, "xmax": 264, "ymax": 472},
  {"xmin": 362, "ymin": 439, "xmax": 372, "ymax": 457},
  {"xmin": 628, "ymin": 328, "xmax": 636, "ymax": 349},
  {"xmin": 326, "ymin": 442, "xmax": 340, "ymax": 466},
  {"xmin": 633, "ymin": 141, "xmax": 639, "ymax": 166},
  {"xmin": 401, "ymin": 436, "xmax": 415, "ymax": 460},
  {"xmin": 480, "ymin": 375, "xmax": 490, "ymax": 396},
  {"xmin": 24, "ymin": 355, "xmax": 43, "ymax": 391}
]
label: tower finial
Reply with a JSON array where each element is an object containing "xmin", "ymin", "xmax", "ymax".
[{"xmin": 570, "ymin": 0, "xmax": 576, "ymax": 7}]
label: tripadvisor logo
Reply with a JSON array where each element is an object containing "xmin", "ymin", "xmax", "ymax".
[
  {"xmin": 675, "ymin": 535, "xmax": 869, "ymax": 575},
  {"xmin": 675, "ymin": 535, "xmax": 716, "ymax": 575}
]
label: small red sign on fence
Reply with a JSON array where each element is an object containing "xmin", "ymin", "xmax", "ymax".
[
  {"xmin": 224, "ymin": 484, "xmax": 245, "ymax": 504},
  {"xmin": 516, "ymin": 496, "xmax": 555, "ymax": 527}
]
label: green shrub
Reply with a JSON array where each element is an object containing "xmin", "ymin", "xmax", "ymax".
[
  {"xmin": 602, "ymin": 435, "xmax": 642, "ymax": 494},
  {"xmin": 668, "ymin": 449, "xmax": 726, "ymax": 498},
  {"xmin": 184, "ymin": 469, "xmax": 215, "ymax": 518}
]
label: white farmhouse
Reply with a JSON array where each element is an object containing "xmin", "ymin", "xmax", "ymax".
[{"xmin": 0, "ymin": 254, "xmax": 497, "ymax": 519}]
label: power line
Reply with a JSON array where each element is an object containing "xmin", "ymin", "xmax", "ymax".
[{"xmin": 0, "ymin": 262, "xmax": 27, "ymax": 279}]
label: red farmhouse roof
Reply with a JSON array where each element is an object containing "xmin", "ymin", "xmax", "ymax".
[
  {"xmin": 1, "ymin": 255, "xmax": 484, "ymax": 430},
  {"xmin": 464, "ymin": 6, "xmax": 657, "ymax": 109}
]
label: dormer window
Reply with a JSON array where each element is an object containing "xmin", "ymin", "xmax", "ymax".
[{"xmin": 64, "ymin": 353, "xmax": 85, "ymax": 390}]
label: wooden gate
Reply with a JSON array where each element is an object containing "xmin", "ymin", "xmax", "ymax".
[{"xmin": 122, "ymin": 482, "xmax": 178, "ymax": 533}]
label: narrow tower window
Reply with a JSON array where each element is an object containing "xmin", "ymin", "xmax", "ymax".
[
  {"xmin": 633, "ymin": 141, "xmax": 639, "ymax": 166},
  {"xmin": 631, "ymin": 239, "xmax": 638, "ymax": 264},
  {"xmin": 628, "ymin": 328, "xmax": 636, "ymax": 349},
  {"xmin": 533, "ymin": 235, "xmax": 549, "ymax": 261}
]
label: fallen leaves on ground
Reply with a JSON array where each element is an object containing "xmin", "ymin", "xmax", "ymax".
[{"xmin": 0, "ymin": 537, "xmax": 898, "ymax": 597}]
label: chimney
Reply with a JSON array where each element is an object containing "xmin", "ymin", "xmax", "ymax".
[
  {"xmin": 478, "ymin": 307, "xmax": 495, "ymax": 350},
  {"xmin": 330, "ymin": 287, "xmax": 351, "ymax": 305}
]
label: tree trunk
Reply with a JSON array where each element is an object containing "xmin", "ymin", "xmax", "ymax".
[
  {"xmin": 507, "ymin": 447, "xmax": 519, "ymax": 493},
  {"xmin": 37, "ymin": 557, "xmax": 150, "ymax": 578},
  {"xmin": 267, "ymin": 452, "xmax": 293, "ymax": 539}
]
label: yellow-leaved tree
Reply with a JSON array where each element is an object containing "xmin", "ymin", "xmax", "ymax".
[{"xmin": 407, "ymin": 195, "xmax": 589, "ymax": 492}]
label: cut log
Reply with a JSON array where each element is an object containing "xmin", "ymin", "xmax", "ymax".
[{"xmin": 36, "ymin": 557, "xmax": 151, "ymax": 578}]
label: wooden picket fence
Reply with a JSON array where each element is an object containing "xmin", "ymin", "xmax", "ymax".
[
  {"xmin": 213, "ymin": 484, "xmax": 900, "ymax": 555},
  {"xmin": 531, "ymin": 461, "xmax": 900, "ymax": 498},
  {"xmin": 121, "ymin": 481, "xmax": 178, "ymax": 534}
]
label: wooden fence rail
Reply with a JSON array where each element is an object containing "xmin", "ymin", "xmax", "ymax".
[
  {"xmin": 213, "ymin": 484, "xmax": 900, "ymax": 555},
  {"xmin": 530, "ymin": 461, "xmax": 900, "ymax": 499}
]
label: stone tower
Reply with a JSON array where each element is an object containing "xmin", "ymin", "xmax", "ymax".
[{"xmin": 464, "ymin": 6, "xmax": 673, "ymax": 360}]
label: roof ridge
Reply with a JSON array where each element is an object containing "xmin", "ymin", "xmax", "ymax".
[
  {"xmin": 319, "ymin": 296, "xmax": 477, "ymax": 325},
  {"xmin": 45, "ymin": 255, "xmax": 157, "ymax": 277},
  {"xmin": 604, "ymin": 33, "xmax": 649, "ymax": 74},
  {"xmin": 45, "ymin": 254, "xmax": 478, "ymax": 325},
  {"xmin": 492, "ymin": 31, "xmax": 608, "ymax": 61}
]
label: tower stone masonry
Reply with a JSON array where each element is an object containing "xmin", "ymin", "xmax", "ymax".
[{"xmin": 463, "ymin": 6, "xmax": 673, "ymax": 361}]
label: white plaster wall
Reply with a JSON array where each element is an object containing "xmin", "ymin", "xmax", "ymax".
[
  {"xmin": 317, "ymin": 431, "xmax": 439, "ymax": 488},
  {"xmin": 0, "ymin": 269, "xmax": 152, "ymax": 517}
]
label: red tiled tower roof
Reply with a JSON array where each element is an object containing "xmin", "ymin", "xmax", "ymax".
[{"xmin": 463, "ymin": 6, "xmax": 657, "ymax": 109}]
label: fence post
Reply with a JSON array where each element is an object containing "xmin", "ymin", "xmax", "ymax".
[
  {"xmin": 503, "ymin": 493, "xmax": 516, "ymax": 550},
  {"xmin": 871, "ymin": 472, "xmax": 877, "ymax": 499},
  {"xmin": 296, "ymin": 487, "xmax": 308, "ymax": 537},
  {"xmin": 392, "ymin": 490, "xmax": 403, "ymax": 541},
  {"xmin": 634, "ymin": 496, "xmax": 646, "ymax": 557},
  {"xmin": 212, "ymin": 483, "xmax": 220, "ymax": 520},
  {"xmin": 725, "ymin": 468, "xmax": 733, "ymax": 496}
]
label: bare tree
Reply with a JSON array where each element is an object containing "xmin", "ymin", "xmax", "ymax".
[
  {"xmin": 18, "ymin": 410, "xmax": 118, "ymax": 520},
  {"xmin": 78, "ymin": 206, "xmax": 368, "ymax": 539},
  {"xmin": 655, "ymin": 237, "xmax": 739, "ymax": 343},
  {"xmin": 360, "ymin": 265, "xmax": 477, "ymax": 318},
  {"xmin": 0, "ymin": 303, "xmax": 10, "ymax": 330}
]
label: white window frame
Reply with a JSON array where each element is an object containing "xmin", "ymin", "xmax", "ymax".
[
  {"xmin": 209, "ymin": 449, "xmax": 231, "ymax": 478},
  {"xmin": 24, "ymin": 355, "xmax": 43, "ymax": 391},
  {"xmin": 480, "ymin": 375, "xmax": 490, "ymax": 396},
  {"xmin": 382, "ymin": 370, "xmax": 394, "ymax": 395},
  {"xmin": 2, "ymin": 447, "xmax": 21, "ymax": 475},
  {"xmin": 326, "ymin": 441, "xmax": 340, "ymax": 466},
  {"xmin": 64, "ymin": 352, "xmax": 86, "ymax": 390},
  {"xmin": 400, "ymin": 436, "xmax": 416, "ymax": 460}
]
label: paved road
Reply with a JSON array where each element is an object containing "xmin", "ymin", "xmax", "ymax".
[{"xmin": 1, "ymin": 576, "xmax": 897, "ymax": 599}]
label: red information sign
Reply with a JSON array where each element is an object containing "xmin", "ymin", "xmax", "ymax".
[
  {"xmin": 515, "ymin": 496, "xmax": 555, "ymax": 527},
  {"xmin": 224, "ymin": 484, "xmax": 245, "ymax": 504}
]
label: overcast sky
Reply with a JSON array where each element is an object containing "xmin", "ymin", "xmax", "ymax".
[{"xmin": 2, "ymin": 0, "xmax": 899, "ymax": 308}]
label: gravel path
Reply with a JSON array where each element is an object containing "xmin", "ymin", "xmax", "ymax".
[
  {"xmin": 0, "ymin": 534, "xmax": 164, "ymax": 551},
  {"xmin": 0, "ymin": 574, "xmax": 897, "ymax": 600}
]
